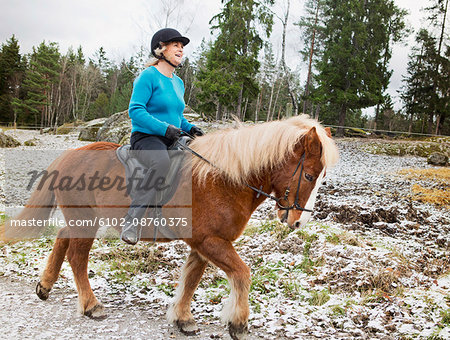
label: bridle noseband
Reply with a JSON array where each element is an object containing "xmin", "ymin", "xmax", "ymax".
[{"xmin": 176, "ymin": 139, "xmax": 313, "ymax": 223}]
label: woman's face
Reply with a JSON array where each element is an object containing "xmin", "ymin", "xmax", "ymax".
[{"xmin": 163, "ymin": 41, "xmax": 184, "ymax": 66}]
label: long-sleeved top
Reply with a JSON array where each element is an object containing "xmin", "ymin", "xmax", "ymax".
[{"xmin": 128, "ymin": 66, "xmax": 194, "ymax": 136}]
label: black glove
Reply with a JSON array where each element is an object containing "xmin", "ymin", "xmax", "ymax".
[
  {"xmin": 190, "ymin": 126, "xmax": 204, "ymax": 137},
  {"xmin": 165, "ymin": 125, "xmax": 182, "ymax": 142}
]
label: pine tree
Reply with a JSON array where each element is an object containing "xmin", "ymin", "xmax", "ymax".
[
  {"xmin": 20, "ymin": 41, "xmax": 61, "ymax": 129},
  {"xmin": 0, "ymin": 35, "xmax": 24, "ymax": 125},
  {"xmin": 400, "ymin": 29, "xmax": 441, "ymax": 134},
  {"xmin": 315, "ymin": 0, "xmax": 406, "ymax": 135},
  {"xmin": 424, "ymin": 0, "xmax": 449, "ymax": 134},
  {"xmin": 196, "ymin": 0, "xmax": 274, "ymax": 120}
]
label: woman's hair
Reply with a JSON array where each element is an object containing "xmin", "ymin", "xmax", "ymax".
[{"xmin": 145, "ymin": 42, "xmax": 167, "ymax": 67}]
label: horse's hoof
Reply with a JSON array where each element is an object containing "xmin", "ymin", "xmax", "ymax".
[
  {"xmin": 36, "ymin": 281, "xmax": 51, "ymax": 301},
  {"xmin": 176, "ymin": 319, "xmax": 199, "ymax": 336},
  {"xmin": 228, "ymin": 321, "xmax": 248, "ymax": 340},
  {"xmin": 84, "ymin": 303, "xmax": 107, "ymax": 320}
]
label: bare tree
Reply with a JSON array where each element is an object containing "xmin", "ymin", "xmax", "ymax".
[{"xmin": 275, "ymin": 0, "xmax": 298, "ymax": 115}]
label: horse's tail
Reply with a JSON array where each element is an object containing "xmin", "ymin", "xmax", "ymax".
[{"xmin": 0, "ymin": 155, "xmax": 62, "ymax": 243}]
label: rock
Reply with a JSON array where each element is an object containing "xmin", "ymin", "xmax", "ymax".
[
  {"xmin": 78, "ymin": 118, "xmax": 108, "ymax": 141},
  {"xmin": 56, "ymin": 122, "xmax": 77, "ymax": 135},
  {"xmin": 427, "ymin": 152, "xmax": 448, "ymax": 166},
  {"xmin": 344, "ymin": 128, "xmax": 370, "ymax": 138},
  {"xmin": 96, "ymin": 110, "xmax": 131, "ymax": 145},
  {"xmin": 0, "ymin": 131, "xmax": 21, "ymax": 148},
  {"xmin": 183, "ymin": 106, "xmax": 201, "ymax": 121},
  {"xmin": 24, "ymin": 139, "xmax": 37, "ymax": 146}
]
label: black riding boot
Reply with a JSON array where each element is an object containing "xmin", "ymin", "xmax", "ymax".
[
  {"xmin": 120, "ymin": 208, "xmax": 145, "ymax": 245},
  {"xmin": 120, "ymin": 165, "xmax": 162, "ymax": 245}
]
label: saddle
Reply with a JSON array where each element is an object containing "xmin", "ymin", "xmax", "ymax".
[{"xmin": 116, "ymin": 136, "xmax": 192, "ymax": 207}]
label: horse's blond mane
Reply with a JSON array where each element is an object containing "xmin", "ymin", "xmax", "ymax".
[{"xmin": 190, "ymin": 115, "xmax": 339, "ymax": 186}]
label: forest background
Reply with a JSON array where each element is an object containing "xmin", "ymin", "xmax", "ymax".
[{"xmin": 0, "ymin": 0, "xmax": 448, "ymax": 136}]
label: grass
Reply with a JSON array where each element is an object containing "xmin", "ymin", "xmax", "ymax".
[
  {"xmin": 361, "ymin": 289, "xmax": 391, "ymax": 304},
  {"xmin": 441, "ymin": 309, "xmax": 450, "ymax": 326},
  {"xmin": 243, "ymin": 220, "xmax": 292, "ymax": 240},
  {"xmin": 331, "ymin": 305, "xmax": 346, "ymax": 316},
  {"xmin": 157, "ymin": 283, "xmax": 175, "ymax": 297},
  {"xmin": 325, "ymin": 230, "xmax": 362, "ymax": 247},
  {"xmin": 295, "ymin": 229, "xmax": 322, "ymax": 275},
  {"xmin": 398, "ymin": 168, "xmax": 450, "ymax": 184},
  {"xmin": 308, "ymin": 289, "xmax": 330, "ymax": 306},
  {"xmin": 397, "ymin": 168, "xmax": 450, "ymax": 208},
  {"xmin": 280, "ymin": 278, "xmax": 304, "ymax": 300},
  {"xmin": 411, "ymin": 185, "xmax": 449, "ymax": 208},
  {"xmin": 251, "ymin": 263, "xmax": 280, "ymax": 295},
  {"xmin": 92, "ymin": 240, "xmax": 174, "ymax": 283}
]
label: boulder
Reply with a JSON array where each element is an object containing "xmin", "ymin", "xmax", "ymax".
[
  {"xmin": 183, "ymin": 106, "xmax": 201, "ymax": 121},
  {"xmin": 78, "ymin": 118, "xmax": 108, "ymax": 141},
  {"xmin": 56, "ymin": 123, "xmax": 75, "ymax": 135},
  {"xmin": 344, "ymin": 128, "xmax": 370, "ymax": 138},
  {"xmin": 96, "ymin": 110, "xmax": 132, "ymax": 145},
  {"xmin": 427, "ymin": 152, "xmax": 448, "ymax": 166},
  {"xmin": 0, "ymin": 131, "xmax": 20, "ymax": 148}
]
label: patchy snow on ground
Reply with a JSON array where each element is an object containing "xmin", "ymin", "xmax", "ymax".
[{"xmin": 0, "ymin": 130, "xmax": 449, "ymax": 339}]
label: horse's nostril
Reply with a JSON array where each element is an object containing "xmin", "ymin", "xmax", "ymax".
[{"xmin": 294, "ymin": 221, "xmax": 301, "ymax": 229}]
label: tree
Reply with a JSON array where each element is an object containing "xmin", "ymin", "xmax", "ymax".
[
  {"xmin": 0, "ymin": 35, "xmax": 24, "ymax": 125},
  {"xmin": 424, "ymin": 0, "xmax": 449, "ymax": 134},
  {"xmin": 372, "ymin": 1, "xmax": 409, "ymax": 130},
  {"xmin": 20, "ymin": 41, "xmax": 61, "ymax": 129},
  {"xmin": 315, "ymin": 0, "xmax": 406, "ymax": 135},
  {"xmin": 400, "ymin": 29, "xmax": 441, "ymax": 134},
  {"xmin": 196, "ymin": 0, "xmax": 274, "ymax": 120},
  {"xmin": 297, "ymin": 0, "xmax": 327, "ymax": 115}
]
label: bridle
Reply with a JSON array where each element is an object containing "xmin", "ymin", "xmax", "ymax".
[
  {"xmin": 176, "ymin": 138, "xmax": 313, "ymax": 222},
  {"xmin": 246, "ymin": 153, "xmax": 312, "ymax": 222}
]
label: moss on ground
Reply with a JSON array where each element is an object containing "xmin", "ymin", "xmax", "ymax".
[{"xmin": 362, "ymin": 141, "xmax": 449, "ymax": 158}]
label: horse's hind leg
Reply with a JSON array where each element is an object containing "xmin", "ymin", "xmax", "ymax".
[
  {"xmin": 36, "ymin": 227, "xmax": 70, "ymax": 300},
  {"xmin": 167, "ymin": 250, "xmax": 208, "ymax": 335},
  {"xmin": 66, "ymin": 237, "xmax": 105, "ymax": 319},
  {"xmin": 196, "ymin": 237, "xmax": 251, "ymax": 340}
]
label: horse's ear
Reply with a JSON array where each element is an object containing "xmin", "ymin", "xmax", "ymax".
[
  {"xmin": 325, "ymin": 127, "xmax": 332, "ymax": 138},
  {"xmin": 304, "ymin": 126, "xmax": 321, "ymax": 155}
]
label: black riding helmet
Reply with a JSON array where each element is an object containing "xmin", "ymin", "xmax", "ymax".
[{"xmin": 151, "ymin": 28, "xmax": 190, "ymax": 58}]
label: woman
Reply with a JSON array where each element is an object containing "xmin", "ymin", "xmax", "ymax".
[{"xmin": 121, "ymin": 28, "xmax": 204, "ymax": 245}]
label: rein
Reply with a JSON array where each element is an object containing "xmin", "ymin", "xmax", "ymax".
[{"xmin": 176, "ymin": 137, "xmax": 313, "ymax": 219}]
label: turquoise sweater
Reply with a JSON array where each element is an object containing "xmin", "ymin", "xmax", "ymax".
[{"xmin": 128, "ymin": 66, "xmax": 194, "ymax": 136}]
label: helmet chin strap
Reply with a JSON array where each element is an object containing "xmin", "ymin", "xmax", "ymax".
[{"xmin": 159, "ymin": 54, "xmax": 181, "ymax": 68}]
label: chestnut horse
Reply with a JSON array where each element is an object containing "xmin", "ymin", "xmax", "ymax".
[{"xmin": 1, "ymin": 115, "xmax": 338, "ymax": 339}]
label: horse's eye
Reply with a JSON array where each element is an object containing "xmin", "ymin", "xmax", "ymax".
[{"xmin": 305, "ymin": 173, "xmax": 314, "ymax": 182}]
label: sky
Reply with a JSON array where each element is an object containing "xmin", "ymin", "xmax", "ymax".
[{"xmin": 0, "ymin": 0, "xmax": 431, "ymax": 116}]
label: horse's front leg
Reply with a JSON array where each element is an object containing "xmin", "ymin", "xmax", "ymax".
[
  {"xmin": 167, "ymin": 250, "xmax": 208, "ymax": 335},
  {"xmin": 197, "ymin": 237, "xmax": 251, "ymax": 340}
]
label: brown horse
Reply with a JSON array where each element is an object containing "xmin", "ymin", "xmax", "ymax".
[{"xmin": 0, "ymin": 115, "xmax": 338, "ymax": 339}]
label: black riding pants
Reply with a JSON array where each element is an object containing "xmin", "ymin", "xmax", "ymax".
[{"xmin": 126, "ymin": 131, "xmax": 172, "ymax": 217}]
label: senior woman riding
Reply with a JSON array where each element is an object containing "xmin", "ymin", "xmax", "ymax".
[{"xmin": 121, "ymin": 28, "xmax": 204, "ymax": 245}]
